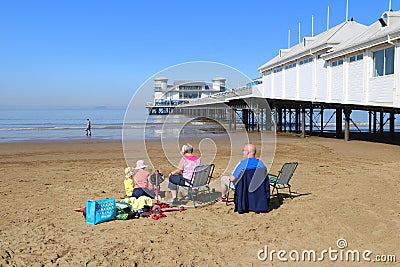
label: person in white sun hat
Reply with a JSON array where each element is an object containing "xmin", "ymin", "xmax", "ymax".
[{"xmin": 131, "ymin": 160, "xmax": 155, "ymax": 199}]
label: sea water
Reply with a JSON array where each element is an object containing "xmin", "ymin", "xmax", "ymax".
[
  {"xmin": 0, "ymin": 108, "xmax": 397, "ymax": 143},
  {"xmin": 0, "ymin": 108, "xmax": 227, "ymax": 143},
  {"xmin": 0, "ymin": 108, "xmax": 125, "ymax": 142}
]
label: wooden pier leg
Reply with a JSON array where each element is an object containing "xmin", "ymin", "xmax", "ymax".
[
  {"xmin": 301, "ymin": 108, "xmax": 306, "ymax": 138},
  {"xmin": 260, "ymin": 108, "xmax": 264, "ymax": 131},
  {"xmin": 320, "ymin": 107, "xmax": 324, "ymax": 136},
  {"xmin": 373, "ymin": 111, "xmax": 377, "ymax": 134},
  {"xmin": 283, "ymin": 108, "xmax": 287, "ymax": 132},
  {"xmin": 234, "ymin": 109, "xmax": 237, "ymax": 130},
  {"xmin": 252, "ymin": 109, "xmax": 255, "ymax": 131},
  {"xmin": 390, "ymin": 112, "xmax": 395, "ymax": 136},
  {"xmin": 266, "ymin": 107, "xmax": 272, "ymax": 131},
  {"xmin": 336, "ymin": 108, "xmax": 342, "ymax": 139},
  {"xmin": 309, "ymin": 107, "xmax": 313, "ymax": 136},
  {"xmin": 243, "ymin": 109, "xmax": 248, "ymax": 131},
  {"xmin": 368, "ymin": 111, "xmax": 372, "ymax": 133},
  {"xmin": 229, "ymin": 108, "xmax": 232, "ymax": 130},
  {"xmin": 256, "ymin": 106, "xmax": 260, "ymax": 132},
  {"xmin": 344, "ymin": 108, "xmax": 352, "ymax": 141},
  {"xmin": 380, "ymin": 111, "xmax": 384, "ymax": 134}
]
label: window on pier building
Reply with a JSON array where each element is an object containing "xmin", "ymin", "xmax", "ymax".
[
  {"xmin": 263, "ymin": 71, "xmax": 272, "ymax": 76},
  {"xmin": 179, "ymin": 92, "xmax": 201, "ymax": 99},
  {"xmin": 285, "ymin": 63, "xmax": 296, "ymax": 70},
  {"xmin": 178, "ymin": 85, "xmax": 203, "ymax": 90},
  {"xmin": 350, "ymin": 54, "xmax": 363, "ymax": 62},
  {"xmin": 373, "ymin": 47, "xmax": 394, "ymax": 77},
  {"xmin": 299, "ymin": 57, "xmax": 314, "ymax": 65},
  {"xmin": 331, "ymin": 59, "xmax": 343, "ymax": 67}
]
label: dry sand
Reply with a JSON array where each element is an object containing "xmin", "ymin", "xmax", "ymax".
[{"xmin": 0, "ymin": 134, "xmax": 399, "ymax": 266}]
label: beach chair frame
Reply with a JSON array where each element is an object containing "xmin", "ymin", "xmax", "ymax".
[
  {"xmin": 225, "ymin": 170, "xmax": 244, "ymax": 206},
  {"xmin": 269, "ymin": 162, "xmax": 298, "ymax": 199},
  {"xmin": 179, "ymin": 164, "xmax": 215, "ymax": 208}
]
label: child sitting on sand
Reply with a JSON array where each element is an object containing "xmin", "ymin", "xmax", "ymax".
[{"xmin": 124, "ymin": 167, "xmax": 135, "ymax": 197}]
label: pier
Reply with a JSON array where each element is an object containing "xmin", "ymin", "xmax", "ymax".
[
  {"xmin": 147, "ymin": 85, "xmax": 400, "ymax": 145},
  {"xmin": 147, "ymin": 10, "xmax": 400, "ymax": 145}
]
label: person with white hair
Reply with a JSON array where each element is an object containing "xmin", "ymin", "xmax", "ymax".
[{"xmin": 167, "ymin": 143, "xmax": 200, "ymax": 204}]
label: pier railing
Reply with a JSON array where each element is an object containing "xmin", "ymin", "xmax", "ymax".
[
  {"xmin": 146, "ymin": 85, "xmax": 258, "ymax": 108},
  {"xmin": 179, "ymin": 86, "xmax": 255, "ymax": 106}
]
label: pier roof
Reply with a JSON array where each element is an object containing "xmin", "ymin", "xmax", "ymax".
[
  {"xmin": 323, "ymin": 10, "xmax": 400, "ymax": 60},
  {"xmin": 173, "ymin": 80, "xmax": 206, "ymax": 86},
  {"xmin": 258, "ymin": 21, "xmax": 367, "ymax": 72}
]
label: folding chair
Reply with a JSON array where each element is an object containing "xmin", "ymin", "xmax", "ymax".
[
  {"xmin": 179, "ymin": 164, "xmax": 215, "ymax": 208},
  {"xmin": 269, "ymin": 162, "xmax": 298, "ymax": 199},
  {"xmin": 225, "ymin": 174, "xmax": 240, "ymax": 206}
]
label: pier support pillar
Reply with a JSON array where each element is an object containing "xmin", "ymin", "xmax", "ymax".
[
  {"xmin": 256, "ymin": 106, "xmax": 260, "ymax": 132},
  {"xmin": 295, "ymin": 108, "xmax": 300, "ymax": 133},
  {"xmin": 229, "ymin": 108, "xmax": 232, "ymax": 130},
  {"xmin": 233, "ymin": 109, "xmax": 237, "ymax": 130},
  {"xmin": 301, "ymin": 108, "xmax": 306, "ymax": 138},
  {"xmin": 369, "ymin": 111, "xmax": 372, "ymax": 133},
  {"xmin": 278, "ymin": 108, "xmax": 283, "ymax": 132},
  {"xmin": 344, "ymin": 108, "xmax": 352, "ymax": 141},
  {"xmin": 266, "ymin": 107, "xmax": 272, "ymax": 131},
  {"xmin": 390, "ymin": 112, "xmax": 395, "ymax": 136},
  {"xmin": 309, "ymin": 107, "xmax": 313, "ymax": 135},
  {"xmin": 251, "ymin": 109, "xmax": 255, "ymax": 131},
  {"xmin": 336, "ymin": 108, "xmax": 342, "ymax": 139},
  {"xmin": 320, "ymin": 107, "xmax": 324, "ymax": 136},
  {"xmin": 380, "ymin": 111, "xmax": 384, "ymax": 134},
  {"xmin": 283, "ymin": 108, "xmax": 287, "ymax": 132},
  {"xmin": 243, "ymin": 109, "xmax": 249, "ymax": 131}
]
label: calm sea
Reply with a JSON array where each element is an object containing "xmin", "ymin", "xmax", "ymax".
[
  {"xmin": 0, "ymin": 108, "xmax": 397, "ymax": 143},
  {"xmin": 0, "ymin": 108, "xmax": 227, "ymax": 143},
  {"xmin": 0, "ymin": 109, "xmax": 125, "ymax": 142}
]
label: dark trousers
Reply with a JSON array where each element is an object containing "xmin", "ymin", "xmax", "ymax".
[
  {"xmin": 132, "ymin": 188, "xmax": 155, "ymax": 199},
  {"xmin": 168, "ymin": 174, "xmax": 189, "ymax": 190}
]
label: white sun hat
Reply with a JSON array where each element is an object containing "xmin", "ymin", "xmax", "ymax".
[
  {"xmin": 135, "ymin": 160, "xmax": 147, "ymax": 170},
  {"xmin": 125, "ymin": 167, "xmax": 134, "ymax": 178}
]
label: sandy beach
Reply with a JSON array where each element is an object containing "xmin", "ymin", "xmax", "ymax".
[{"xmin": 0, "ymin": 134, "xmax": 399, "ymax": 266}]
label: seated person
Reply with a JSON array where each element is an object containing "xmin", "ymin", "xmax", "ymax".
[
  {"xmin": 217, "ymin": 143, "xmax": 266, "ymax": 202},
  {"xmin": 124, "ymin": 167, "xmax": 135, "ymax": 197},
  {"xmin": 132, "ymin": 160, "xmax": 155, "ymax": 199},
  {"xmin": 167, "ymin": 144, "xmax": 201, "ymax": 204}
]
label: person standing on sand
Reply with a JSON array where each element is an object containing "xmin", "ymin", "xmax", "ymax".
[{"xmin": 85, "ymin": 118, "xmax": 91, "ymax": 136}]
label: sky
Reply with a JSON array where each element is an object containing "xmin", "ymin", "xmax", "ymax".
[{"xmin": 0, "ymin": 0, "xmax": 398, "ymax": 109}]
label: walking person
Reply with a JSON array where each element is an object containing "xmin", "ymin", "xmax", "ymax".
[{"xmin": 85, "ymin": 118, "xmax": 91, "ymax": 136}]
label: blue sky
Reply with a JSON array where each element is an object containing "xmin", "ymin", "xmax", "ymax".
[{"xmin": 0, "ymin": 0, "xmax": 397, "ymax": 109}]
